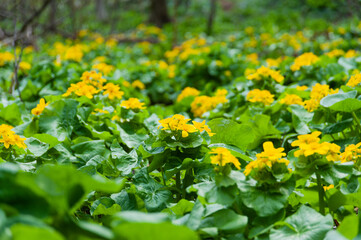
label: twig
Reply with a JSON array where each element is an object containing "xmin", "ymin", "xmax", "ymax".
[{"xmin": 19, "ymin": 0, "xmax": 51, "ymax": 33}]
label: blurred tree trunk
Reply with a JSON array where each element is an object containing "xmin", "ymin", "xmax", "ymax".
[
  {"xmin": 96, "ymin": 0, "xmax": 107, "ymax": 21},
  {"xmin": 206, "ymin": 0, "xmax": 217, "ymax": 35},
  {"xmin": 49, "ymin": 0, "xmax": 57, "ymax": 32},
  {"xmin": 149, "ymin": 0, "xmax": 170, "ymax": 27}
]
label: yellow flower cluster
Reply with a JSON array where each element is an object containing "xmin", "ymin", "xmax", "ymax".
[
  {"xmin": 345, "ymin": 49, "xmax": 357, "ymax": 58},
  {"xmin": 210, "ymin": 147, "xmax": 240, "ymax": 170},
  {"xmin": 92, "ymin": 63, "xmax": 114, "ymax": 75},
  {"xmin": 191, "ymin": 89, "xmax": 228, "ymax": 117},
  {"xmin": 103, "ymin": 83, "xmax": 124, "ymax": 100},
  {"xmin": 158, "ymin": 114, "xmax": 214, "ymax": 138},
  {"xmin": 244, "ymin": 141, "xmax": 289, "ymax": 176},
  {"xmin": 19, "ymin": 61, "xmax": 31, "ymax": 72},
  {"xmin": 0, "ymin": 124, "xmax": 26, "ymax": 149},
  {"xmin": 325, "ymin": 49, "xmax": 344, "ymax": 58},
  {"xmin": 292, "ymin": 131, "xmax": 340, "ymax": 161},
  {"xmin": 31, "ymin": 98, "xmax": 49, "ymax": 116},
  {"xmin": 346, "ymin": 73, "xmax": 361, "ymax": 87},
  {"xmin": 63, "ymin": 45, "xmax": 84, "ymax": 62},
  {"xmin": 290, "ymin": 52, "xmax": 319, "ymax": 71},
  {"xmin": 279, "ymin": 94, "xmax": 303, "ymax": 105},
  {"xmin": 303, "ymin": 84, "xmax": 338, "ymax": 112},
  {"xmin": 266, "ymin": 57, "xmax": 283, "ymax": 68},
  {"xmin": 246, "ymin": 89, "xmax": 274, "ymax": 105},
  {"xmin": 340, "ymin": 143, "xmax": 361, "ymax": 163},
  {"xmin": 177, "ymin": 87, "xmax": 200, "ymax": 102},
  {"xmin": 120, "ymin": 98, "xmax": 146, "ymax": 110},
  {"xmin": 246, "ymin": 66, "xmax": 284, "ymax": 83},
  {"xmin": 92, "ymin": 108, "xmax": 109, "ymax": 114},
  {"xmin": 132, "ymin": 80, "xmax": 145, "ymax": 90},
  {"xmin": 63, "ymin": 70, "xmax": 106, "ymax": 99},
  {"xmin": 164, "ymin": 38, "xmax": 209, "ymax": 62},
  {"xmin": 0, "ymin": 51, "xmax": 14, "ymax": 66}
]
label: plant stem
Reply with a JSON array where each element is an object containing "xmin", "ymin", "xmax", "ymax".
[
  {"xmin": 352, "ymin": 112, "xmax": 361, "ymax": 135},
  {"xmin": 176, "ymin": 172, "xmax": 181, "ymax": 201},
  {"xmin": 316, "ymin": 172, "xmax": 325, "ymax": 215},
  {"xmin": 161, "ymin": 167, "xmax": 167, "ymax": 186}
]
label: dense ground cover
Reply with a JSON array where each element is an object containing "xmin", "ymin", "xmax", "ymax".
[{"xmin": 2, "ymin": 18, "xmax": 361, "ymax": 239}]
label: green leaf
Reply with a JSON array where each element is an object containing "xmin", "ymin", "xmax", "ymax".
[
  {"xmin": 111, "ymin": 140, "xmax": 139, "ymax": 175},
  {"xmin": 134, "ymin": 169, "xmax": 172, "ymax": 212},
  {"xmin": 113, "ymin": 222, "xmax": 199, "ymax": 240},
  {"xmin": 329, "ymin": 98, "xmax": 361, "ymax": 112},
  {"xmin": 202, "ymin": 209, "xmax": 248, "ymax": 233},
  {"xmin": 320, "ymin": 90, "xmax": 357, "ymax": 107},
  {"xmin": 162, "ymin": 199, "xmax": 194, "ymax": 216},
  {"xmin": 71, "ymin": 140, "xmax": 110, "ymax": 164},
  {"xmin": 290, "ymin": 105, "xmax": 313, "ymax": 134},
  {"xmin": 10, "ymin": 224, "xmax": 64, "ymax": 240},
  {"xmin": 0, "ymin": 103, "xmax": 21, "ymax": 125},
  {"xmin": 90, "ymin": 197, "xmax": 121, "ymax": 216},
  {"xmin": 270, "ymin": 205, "xmax": 333, "ymax": 240},
  {"xmin": 38, "ymin": 99, "xmax": 79, "ymax": 141},
  {"xmin": 237, "ymin": 181, "xmax": 292, "ymax": 217},
  {"xmin": 208, "ymin": 118, "xmax": 255, "ymax": 150},
  {"xmin": 32, "ymin": 134, "xmax": 60, "ymax": 148},
  {"xmin": 25, "ymin": 137, "xmax": 49, "ymax": 157}
]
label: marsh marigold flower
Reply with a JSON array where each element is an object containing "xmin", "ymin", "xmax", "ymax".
[
  {"xmin": 292, "ymin": 131, "xmax": 340, "ymax": 161},
  {"xmin": 279, "ymin": 94, "xmax": 303, "ymax": 106},
  {"xmin": 191, "ymin": 89, "xmax": 228, "ymax": 117},
  {"xmin": 210, "ymin": 147, "xmax": 240, "ymax": 170},
  {"xmin": 291, "ymin": 52, "xmax": 319, "ymax": 71},
  {"xmin": 246, "ymin": 89, "xmax": 274, "ymax": 105},
  {"xmin": 132, "ymin": 80, "xmax": 145, "ymax": 90},
  {"xmin": 346, "ymin": 73, "xmax": 361, "ymax": 87},
  {"xmin": 340, "ymin": 143, "xmax": 361, "ymax": 163},
  {"xmin": 244, "ymin": 141, "xmax": 289, "ymax": 176},
  {"xmin": 177, "ymin": 87, "xmax": 200, "ymax": 102},
  {"xmin": 120, "ymin": 98, "xmax": 146, "ymax": 110},
  {"xmin": 0, "ymin": 124, "xmax": 26, "ymax": 149},
  {"xmin": 31, "ymin": 98, "xmax": 49, "ymax": 116},
  {"xmin": 103, "ymin": 83, "xmax": 124, "ymax": 100},
  {"xmin": 247, "ymin": 66, "xmax": 284, "ymax": 83}
]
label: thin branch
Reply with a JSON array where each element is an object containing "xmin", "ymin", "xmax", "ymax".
[{"xmin": 19, "ymin": 0, "xmax": 51, "ymax": 33}]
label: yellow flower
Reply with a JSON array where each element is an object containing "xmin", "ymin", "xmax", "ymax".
[
  {"xmin": 92, "ymin": 108, "xmax": 109, "ymax": 114},
  {"xmin": 246, "ymin": 89, "xmax": 274, "ymax": 105},
  {"xmin": 190, "ymin": 89, "xmax": 228, "ymax": 117},
  {"xmin": 246, "ymin": 66, "xmax": 284, "ymax": 83},
  {"xmin": 0, "ymin": 124, "xmax": 26, "ymax": 149},
  {"xmin": 291, "ymin": 52, "xmax": 319, "ymax": 71},
  {"xmin": 132, "ymin": 80, "xmax": 145, "ymax": 90},
  {"xmin": 346, "ymin": 73, "xmax": 361, "ymax": 87},
  {"xmin": 0, "ymin": 51, "xmax": 14, "ymax": 66},
  {"xmin": 31, "ymin": 98, "xmax": 49, "ymax": 116},
  {"xmin": 266, "ymin": 57, "xmax": 283, "ymax": 68},
  {"xmin": 103, "ymin": 83, "xmax": 124, "ymax": 100},
  {"xmin": 244, "ymin": 141, "xmax": 289, "ymax": 176},
  {"xmin": 340, "ymin": 143, "xmax": 361, "ymax": 163},
  {"xmin": 246, "ymin": 53, "xmax": 259, "ymax": 65},
  {"xmin": 256, "ymin": 142, "xmax": 286, "ymax": 161},
  {"xmin": 19, "ymin": 61, "xmax": 31, "ymax": 72},
  {"xmin": 279, "ymin": 94, "xmax": 303, "ymax": 106},
  {"xmin": 158, "ymin": 114, "xmax": 197, "ymax": 138},
  {"xmin": 292, "ymin": 132, "xmax": 341, "ymax": 160},
  {"xmin": 345, "ymin": 50, "xmax": 357, "ymax": 58},
  {"xmin": 296, "ymin": 85, "xmax": 308, "ymax": 91},
  {"xmin": 92, "ymin": 63, "xmax": 114, "ymax": 75},
  {"xmin": 323, "ymin": 184, "xmax": 334, "ymax": 191},
  {"xmin": 120, "ymin": 98, "xmax": 146, "ymax": 110},
  {"xmin": 122, "ymin": 81, "xmax": 131, "ymax": 87},
  {"xmin": 192, "ymin": 120, "xmax": 215, "ymax": 136},
  {"xmin": 210, "ymin": 147, "xmax": 241, "ymax": 170},
  {"xmin": 325, "ymin": 49, "xmax": 344, "ymax": 58},
  {"xmin": 177, "ymin": 87, "xmax": 200, "ymax": 102}
]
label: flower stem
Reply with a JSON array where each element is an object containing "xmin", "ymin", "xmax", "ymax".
[
  {"xmin": 176, "ymin": 171, "xmax": 181, "ymax": 201},
  {"xmin": 352, "ymin": 112, "xmax": 361, "ymax": 135},
  {"xmin": 316, "ymin": 172, "xmax": 325, "ymax": 215}
]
